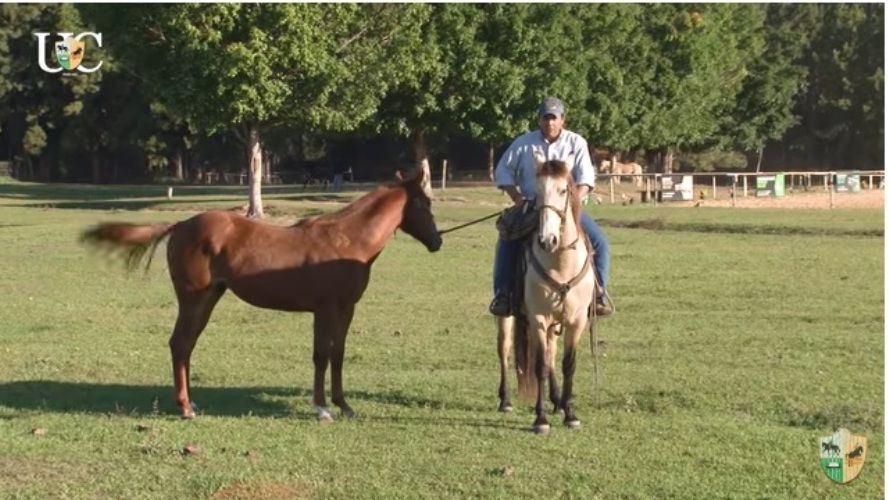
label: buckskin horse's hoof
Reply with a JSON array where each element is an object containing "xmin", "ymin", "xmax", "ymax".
[
  {"xmin": 498, "ymin": 403, "xmax": 513, "ymax": 413},
  {"xmin": 532, "ymin": 423, "xmax": 551, "ymax": 435},
  {"xmin": 564, "ymin": 418, "xmax": 581, "ymax": 429}
]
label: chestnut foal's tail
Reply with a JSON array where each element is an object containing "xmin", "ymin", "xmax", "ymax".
[{"xmin": 80, "ymin": 222, "xmax": 175, "ymax": 272}]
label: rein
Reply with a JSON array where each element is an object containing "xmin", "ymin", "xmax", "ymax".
[{"xmin": 437, "ymin": 211, "xmax": 501, "ymax": 236}]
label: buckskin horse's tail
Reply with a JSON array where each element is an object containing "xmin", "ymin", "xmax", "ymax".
[
  {"xmin": 513, "ymin": 314, "xmax": 538, "ymax": 400},
  {"xmin": 80, "ymin": 222, "xmax": 176, "ymax": 272}
]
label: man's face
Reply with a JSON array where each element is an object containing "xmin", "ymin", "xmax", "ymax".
[{"xmin": 538, "ymin": 113, "xmax": 564, "ymax": 141}]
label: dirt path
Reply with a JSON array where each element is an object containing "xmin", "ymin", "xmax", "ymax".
[{"xmin": 669, "ymin": 189, "xmax": 885, "ymax": 210}]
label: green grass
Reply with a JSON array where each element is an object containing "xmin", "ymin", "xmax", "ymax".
[{"xmin": 0, "ymin": 179, "xmax": 883, "ymax": 498}]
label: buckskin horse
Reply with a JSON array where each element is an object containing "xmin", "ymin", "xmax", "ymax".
[
  {"xmin": 497, "ymin": 153, "xmax": 597, "ymax": 434},
  {"xmin": 81, "ymin": 165, "xmax": 442, "ymax": 422}
]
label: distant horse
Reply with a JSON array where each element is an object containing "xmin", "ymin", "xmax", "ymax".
[
  {"xmin": 599, "ymin": 160, "xmax": 644, "ymax": 187},
  {"xmin": 81, "ymin": 165, "xmax": 442, "ymax": 421},
  {"xmin": 497, "ymin": 153, "xmax": 597, "ymax": 434}
]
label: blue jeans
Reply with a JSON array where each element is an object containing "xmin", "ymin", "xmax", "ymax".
[{"xmin": 493, "ymin": 212, "xmax": 610, "ymax": 296}]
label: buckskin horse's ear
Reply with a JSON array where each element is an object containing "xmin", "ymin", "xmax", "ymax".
[
  {"xmin": 563, "ymin": 153, "xmax": 575, "ymax": 168},
  {"xmin": 416, "ymin": 159, "xmax": 433, "ymax": 198},
  {"xmin": 533, "ymin": 150, "xmax": 546, "ymax": 171}
]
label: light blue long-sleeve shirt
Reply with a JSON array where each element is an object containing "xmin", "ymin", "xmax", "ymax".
[{"xmin": 493, "ymin": 129, "xmax": 596, "ymax": 199}]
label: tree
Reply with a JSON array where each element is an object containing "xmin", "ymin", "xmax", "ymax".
[
  {"xmin": 371, "ymin": 4, "xmax": 594, "ymax": 180},
  {"xmin": 797, "ymin": 4, "xmax": 884, "ymax": 168},
  {"xmin": 0, "ymin": 4, "xmax": 102, "ymax": 179},
  {"xmin": 718, "ymin": 4, "xmax": 815, "ymax": 171},
  {"xmin": 82, "ymin": 4, "xmax": 430, "ymax": 217}
]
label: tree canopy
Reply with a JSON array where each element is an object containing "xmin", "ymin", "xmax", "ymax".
[{"xmin": 0, "ymin": 4, "xmax": 882, "ymax": 213}]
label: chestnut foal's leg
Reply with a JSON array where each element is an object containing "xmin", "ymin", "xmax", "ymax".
[
  {"xmin": 311, "ymin": 307, "xmax": 336, "ymax": 422},
  {"xmin": 169, "ymin": 285, "xmax": 226, "ymax": 419},
  {"xmin": 329, "ymin": 303, "xmax": 356, "ymax": 419}
]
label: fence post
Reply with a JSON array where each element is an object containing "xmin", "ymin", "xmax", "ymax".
[
  {"xmin": 742, "ymin": 175, "xmax": 748, "ymax": 197},
  {"xmin": 712, "ymin": 176, "xmax": 717, "ymax": 199},
  {"xmin": 829, "ymin": 173, "xmax": 835, "ymax": 208},
  {"xmin": 441, "ymin": 160, "xmax": 447, "ymax": 190},
  {"xmin": 609, "ymin": 176, "xmax": 615, "ymax": 204}
]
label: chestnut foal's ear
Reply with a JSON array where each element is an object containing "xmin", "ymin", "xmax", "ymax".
[
  {"xmin": 415, "ymin": 159, "xmax": 433, "ymax": 199},
  {"xmin": 533, "ymin": 150, "xmax": 546, "ymax": 172}
]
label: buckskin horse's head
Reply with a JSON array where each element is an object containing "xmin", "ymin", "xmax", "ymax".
[
  {"xmin": 534, "ymin": 152, "xmax": 579, "ymax": 253},
  {"xmin": 399, "ymin": 161, "xmax": 442, "ymax": 252}
]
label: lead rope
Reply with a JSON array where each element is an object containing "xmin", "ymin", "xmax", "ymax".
[{"xmin": 590, "ymin": 283, "xmax": 615, "ymax": 407}]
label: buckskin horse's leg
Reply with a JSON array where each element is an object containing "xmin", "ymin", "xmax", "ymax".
[
  {"xmin": 169, "ymin": 285, "xmax": 226, "ymax": 419},
  {"xmin": 560, "ymin": 321, "xmax": 583, "ymax": 429},
  {"xmin": 330, "ymin": 303, "xmax": 356, "ymax": 418},
  {"xmin": 496, "ymin": 316, "xmax": 514, "ymax": 413},
  {"xmin": 530, "ymin": 316, "xmax": 550, "ymax": 435},
  {"xmin": 546, "ymin": 332, "xmax": 562, "ymax": 414}
]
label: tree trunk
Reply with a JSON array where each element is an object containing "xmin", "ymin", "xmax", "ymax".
[
  {"xmin": 487, "ymin": 142, "xmax": 495, "ymax": 181},
  {"xmin": 755, "ymin": 147, "xmax": 764, "ymax": 173},
  {"xmin": 173, "ymin": 148, "xmax": 184, "ymax": 181},
  {"xmin": 664, "ymin": 148, "xmax": 674, "ymax": 174},
  {"xmin": 91, "ymin": 153, "xmax": 102, "ymax": 184},
  {"xmin": 411, "ymin": 128, "xmax": 429, "ymax": 174},
  {"xmin": 245, "ymin": 122, "xmax": 264, "ymax": 218}
]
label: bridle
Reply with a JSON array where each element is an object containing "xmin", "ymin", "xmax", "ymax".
[
  {"xmin": 535, "ymin": 179, "xmax": 580, "ymax": 251},
  {"xmin": 529, "ymin": 177, "xmax": 591, "ymax": 305}
]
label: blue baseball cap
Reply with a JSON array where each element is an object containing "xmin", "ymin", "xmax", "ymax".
[{"xmin": 538, "ymin": 97, "xmax": 565, "ymax": 117}]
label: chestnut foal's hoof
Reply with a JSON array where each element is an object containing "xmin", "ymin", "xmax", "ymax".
[
  {"xmin": 181, "ymin": 402, "xmax": 199, "ymax": 420},
  {"xmin": 315, "ymin": 406, "xmax": 334, "ymax": 423}
]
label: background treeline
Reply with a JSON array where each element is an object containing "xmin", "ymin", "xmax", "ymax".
[{"xmin": 0, "ymin": 3, "xmax": 883, "ymax": 185}]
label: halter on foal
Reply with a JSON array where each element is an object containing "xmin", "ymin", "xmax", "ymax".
[
  {"xmin": 82, "ymin": 166, "xmax": 441, "ymax": 421},
  {"xmin": 497, "ymin": 153, "xmax": 596, "ymax": 434}
]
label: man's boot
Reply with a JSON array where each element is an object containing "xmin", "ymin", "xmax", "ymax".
[{"xmin": 489, "ymin": 291, "xmax": 511, "ymax": 316}]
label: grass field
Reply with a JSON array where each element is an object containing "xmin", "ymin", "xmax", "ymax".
[{"xmin": 0, "ymin": 179, "xmax": 884, "ymax": 498}]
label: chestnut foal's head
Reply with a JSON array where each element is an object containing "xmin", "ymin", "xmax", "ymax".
[{"xmin": 399, "ymin": 163, "xmax": 442, "ymax": 252}]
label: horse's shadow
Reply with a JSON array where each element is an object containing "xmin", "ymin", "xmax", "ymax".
[{"xmin": 0, "ymin": 380, "xmax": 492, "ymax": 422}]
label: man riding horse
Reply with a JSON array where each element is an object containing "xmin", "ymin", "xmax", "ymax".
[{"xmin": 489, "ymin": 97, "xmax": 613, "ymax": 317}]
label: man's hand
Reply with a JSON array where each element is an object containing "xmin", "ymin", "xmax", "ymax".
[{"xmin": 500, "ymin": 185, "xmax": 525, "ymax": 206}]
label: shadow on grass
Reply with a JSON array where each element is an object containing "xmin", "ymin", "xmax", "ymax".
[
  {"xmin": 0, "ymin": 180, "xmax": 364, "ymax": 213},
  {"xmin": 0, "ymin": 381, "xmax": 487, "ymax": 421},
  {"xmin": 8, "ymin": 198, "xmax": 249, "ymax": 212}
]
